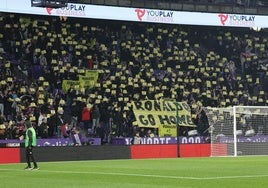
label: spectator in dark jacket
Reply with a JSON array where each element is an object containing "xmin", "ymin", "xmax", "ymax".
[
  {"xmin": 39, "ymin": 118, "xmax": 49, "ymax": 138},
  {"xmin": 91, "ymin": 104, "xmax": 100, "ymax": 134}
]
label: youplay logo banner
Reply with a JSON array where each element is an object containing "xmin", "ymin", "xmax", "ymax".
[
  {"xmin": 218, "ymin": 13, "xmax": 256, "ymax": 27},
  {"xmin": 46, "ymin": 4, "xmax": 86, "ymax": 16},
  {"xmin": 135, "ymin": 8, "xmax": 174, "ymax": 23},
  {"xmin": 2, "ymin": 0, "xmax": 267, "ymax": 28},
  {"xmin": 218, "ymin": 14, "xmax": 228, "ymax": 26}
]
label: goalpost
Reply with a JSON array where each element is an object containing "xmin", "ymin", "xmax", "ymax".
[{"xmin": 203, "ymin": 106, "xmax": 268, "ymax": 157}]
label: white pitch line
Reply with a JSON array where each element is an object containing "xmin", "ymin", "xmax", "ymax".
[{"xmin": 0, "ymin": 168, "xmax": 268, "ymax": 180}]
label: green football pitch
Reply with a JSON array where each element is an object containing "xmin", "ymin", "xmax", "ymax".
[{"xmin": 1, "ymin": 157, "xmax": 268, "ymax": 188}]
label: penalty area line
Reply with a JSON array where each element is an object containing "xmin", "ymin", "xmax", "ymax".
[{"xmin": 0, "ymin": 168, "xmax": 268, "ymax": 180}]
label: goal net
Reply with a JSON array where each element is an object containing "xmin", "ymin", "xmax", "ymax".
[{"xmin": 203, "ymin": 106, "xmax": 268, "ymax": 157}]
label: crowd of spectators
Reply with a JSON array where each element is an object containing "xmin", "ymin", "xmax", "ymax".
[{"xmin": 0, "ymin": 12, "xmax": 268, "ymax": 143}]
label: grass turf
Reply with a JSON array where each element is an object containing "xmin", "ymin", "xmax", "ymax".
[{"xmin": 1, "ymin": 157, "xmax": 268, "ymax": 188}]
